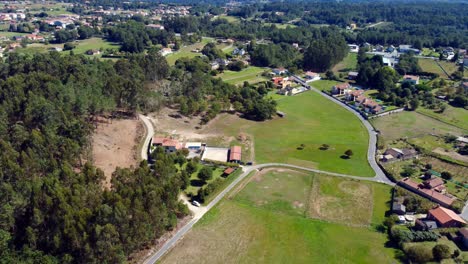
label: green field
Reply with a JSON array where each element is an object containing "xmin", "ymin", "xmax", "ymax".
[
  {"xmin": 212, "ymin": 15, "xmax": 241, "ymax": 23},
  {"xmin": 264, "ymin": 23, "xmax": 298, "ymax": 29},
  {"xmin": 418, "ymin": 59, "xmax": 459, "ymax": 79},
  {"xmin": 0, "ymin": 31, "xmax": 28, "ymax": 38},
  {"xmin": 217, "ymin": 66, "xmax": 268, "ymax": 85},
  {"xmin": 370, "ymin": 111, "xmax": 466, "ymax": 141},
  {"xmin": 205, "ymin": 90, "xmax": 374, "ymax": 176},
  {"xmin": 403, "ymin": 237, "xmax": 468, "ymax": 263},
  {"xmin": 417, "ymin": 106, "xmax": 468, "ymax": 131},
  {"xmin": 15, "ymin": 38, "xmax": 121, "ymax": 57},
  {"xmin": 309, "ymin": 79, "xmax": 340, "ymax": 92},
  {"xmin": 165, "ymin": 37, "xmax": 214, "ymax": 65},
  {"xmin": 160, "ymin": 169, "xmax": 397, "ymax": 263},
  {"xmin": 332, "ymin": 52, "xmax": 357, "ymax": 74}
]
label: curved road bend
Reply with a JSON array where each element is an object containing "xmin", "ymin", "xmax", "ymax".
[
  {"xmin": 139, "ymin": 83, "xmax": 396, "ymax": 263},
  {"xmin": 293, "ymin": 75, "xmax": 389, "ymax": 184},
  {"xmin": 139, "ymin": 114, "xmax": 154, "ymax": 161}
]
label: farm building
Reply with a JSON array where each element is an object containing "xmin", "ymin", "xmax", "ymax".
[
  {"xmin": 427, "ymin": 206, "xmax": 466, "ymax": 228},
  {"xmin": 228, "ymin": 146, "xmax": 242, "ymax": 163},
  {"xmin": 152, "ymin": 137, "xmax": 182, "ymax": 153}
]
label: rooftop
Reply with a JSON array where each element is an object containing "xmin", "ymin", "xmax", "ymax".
[{"xmin": 429, "ymin": 206, "xmax": 466, "ymax": 225}]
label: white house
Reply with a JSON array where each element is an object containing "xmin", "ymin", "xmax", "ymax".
[{"xmin": 304, "ymin": 71, "xmax": 321, "ymax": 82}]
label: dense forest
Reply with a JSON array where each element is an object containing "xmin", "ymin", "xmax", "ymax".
[
  {"xmin": 228, "ymin": 1, "xmax": 468, "ymax": 48},
  {"xmin": 0, "ymin": 52, "xmax": 189, "ymax": 263}
]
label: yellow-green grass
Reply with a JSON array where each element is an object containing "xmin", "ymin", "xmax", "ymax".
[
  {"xmin": 416, "ymin": 105, "xmax": 468, "ymax": 131},
  {"xmin": 332, "ymin": 52, "xmax": 357, "ymax": 74},
  {"xmin": 184, "ymin": 164, "xmax": 225, "ymax": 196},
  {"xmin": 15, "ymin": 38, "xmax": 120, "ymax": 57},
  {"xmin": 0, "ymin": 31, "xmax": 28, "ymax": 38},
  {"xmin": 421, "ymin": 48, "xmax": 440, "ymax": 58},
  {"xmin": 212, "ymin": 15, "xmax": 241, "ymax": 23},
  {"xmin": 70, "ymin": 37, "xmax": 121, "ymax": 55},
  {"xmin": 160, "ymin": 170, "xmax": 397, "ymax": 264},
  {"xmin": 264, "ymin": 23, "xmax": 298, "ymax": 29},
  {"xmin": 419, "ymin": 58, "xmax": 444, "ymax": 75},
  {"xmin": 408, "ymin": 135, "xmax": 454, "ymax": 152},
  {"xmin": 437, "ymin": 60, "xmax": 459, "ymax": 76},
  {"xmin": 217, "ymin": 66, "xmax": 269, "ymax": 85},
  {"xmin": 205, "ymin": 91, "xmax": 374, "ymax": 176},
  {"xmin": 310, "ymin": 79, "xmax": 340, "ymax": 92},
  {"xmin": 165, "ymin": 37, "xmax": 214, "ymax": 65},
  {"xmin": 370, "ymin": 111, "xmax": 466, "ymax": 141}
]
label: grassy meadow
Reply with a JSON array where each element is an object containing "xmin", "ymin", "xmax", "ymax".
[
  {"xmin": 165, "ymin": 37, "xmax": 214, "ymax": 65},
  {"xmin": 217, "ymin": 66, "xmax": 269, "ymax": 85},
  {"xmin": 416, "ymin": 106, "xmax": 468, "ymax": 131},
  {"xmin": 370, "ymin": 111, "xmax": 466, "ymax": 141},
  {"xmin": 205, "ymin": 90, "xmax": 374, "ymax": 176},
  {"xmin": 160, "ymin": 169, "xmax": 398, "ymax": 264}
]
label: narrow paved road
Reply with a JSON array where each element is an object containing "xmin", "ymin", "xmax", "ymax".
[
  {"xmin": 140, "ymin": 81, "xmax": 395, "ymax": 263},
  {"xmin": 139, "ymin": 114, "xmax": 154, "ymax": 161}
]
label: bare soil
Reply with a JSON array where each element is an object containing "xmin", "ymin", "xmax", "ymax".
[
  {"xmin": 92, "ymin": 117, "xmax": 142, "ymax": 188},
  {"xmin": 433, "ymin": 147, "xmax": 468, "ymax": 163}
]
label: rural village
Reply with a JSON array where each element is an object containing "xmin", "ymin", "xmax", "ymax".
[{"xmin": 0, "ymin": 1, "xmax": 467, "ymax": 264}]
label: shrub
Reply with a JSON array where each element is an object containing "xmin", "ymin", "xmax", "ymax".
[
  {"xmin": 432, "ymin": 244, "xmax": 451, "ymax": 261},
  {"xmin": 198, "ymin": 166, "xmax": 213, "ymax": 183},
  {"xmin": 406, "ymin": 245, "xmax": 433, "ymax": 263}
]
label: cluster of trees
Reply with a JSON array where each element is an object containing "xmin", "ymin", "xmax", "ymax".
[
  {"xmin": 356, "ymin": 50, "xmax": 434, "ymax": 110},
  {"xmin": 303, "ymin": 34, "xmax": 348, "ymax": 72},
  {"xmin": 249, "ymin": 42, "xmax": 299, "ymax": 68},
  {"xmin": 104, "ymin": 20, "xmax": 176, "ymax": 52},
  {"xmin": 171, "ymin": 57, "xmax": 276, "ymax": 122},
  {"xmin": 0, "ymin": 52, "xmax": 185, "ymax": 262}
]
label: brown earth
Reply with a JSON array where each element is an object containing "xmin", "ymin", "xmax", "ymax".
[{"xmin": 92, "ymin": 117, "xmax": 143, "ymax": 188}]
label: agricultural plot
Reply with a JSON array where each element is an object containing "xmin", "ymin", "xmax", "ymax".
[
  {"xmin": 310, "ymin": 79, "xmax": 340, "ymax": 92},
  {"xmin": 417, "ymin": 105, "xmax": 468, "ymax": 131},
  {"xmin": 204, "ymin": 90, "xmax": 374, "ymax": 176},
  {"xmin": 165, "ymin": 37, "xmax": 214, "ymax": 65},
  {"xmin": 160, "ymin": 169, "xmax": 397, "ymax": 264},
  {"xmin": 218, "ymin": 66, "xmax": 269, "ymax": 85},
  {"xmin": 15, "ymin": 38, "xmax": 121, "ymax": 57},
  {"xmin": 370, "ymin": 111, "xmax": 466, "ymax": 141}
]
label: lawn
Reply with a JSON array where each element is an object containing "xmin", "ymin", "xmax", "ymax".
[
  {"xmin": 212, "ymin": 15, "xmax": 241, "ymax": 23},
  {"xmin": 70, "ymin": 37, "xmax": 121, "ymax": 55},
  {"xmin": 217, "ymin": 66, "xmax": 269, "ymax": 85},
  {"xmin": 15, "ymin": 38, "xmax": 121, "ymax": 57},
  {"xmin": 418, "ymin": 58, "xmax": 456, "ymax": 79},
  {"xmin": 204, "ymin": 91, "xmax": 374, "ymax": 177},
  {"xmin": 370, "ymin": 111, "xmax": 466, "ymax": 142},
  {"xmin": 421, "ymin": 48, "xmax": 440, "ymax": 58},
  {"xmin": 403, "ymin": 237, "xmax": 468, "ymax": 263},
  {"xmin": 160, "ymin": 169, "xmax": 398, "ymax": 264},
  {"xmin": 165, "ymin": 37, "xmax": 214, "ymax": 65},
  {"xmin": 309, "ymin": 79, "xmax": 340, "ymax": 92},
  {"xmin": 416, "ymin": 106, "xmax": 468, "ymax": 131},
  {"xmin": 332, "ymin": 52, "xmax": 357, "ymax": 74},
  {"xmin": 0, "ymin": 31, "xmax": 28, "ymax": 38}
]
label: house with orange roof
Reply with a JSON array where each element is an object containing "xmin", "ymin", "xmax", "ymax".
[
  {"xmin": 398, "ymin": 177, "xmax": 456, "ymax": 207},
  {"xmin": 152, "ymin": 137, "xmax": 182, "ymax": 153},
  {"xmin": 331, "ymin": 83, "xmax": 351, "ymax": 95},
  {"xmin": 428, "ymin": 206, "xmax": 466, "ymax": 228}
]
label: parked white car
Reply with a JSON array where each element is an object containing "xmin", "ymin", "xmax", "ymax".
[{"xmin": 191, "ymin": 200, "xmax": 201, "ymax": 207}]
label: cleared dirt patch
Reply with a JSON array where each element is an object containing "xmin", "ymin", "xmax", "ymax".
[
  {"xmin": 432, "ymin": 147, "xmax": 468, "ymax": 163},
  {"xmin": 92, "ymin": 117, "xmax": 142, "ymax": 188},
  {"xmin": 307, "ymin": 177, "xmax": 373, "ymax": 227}
]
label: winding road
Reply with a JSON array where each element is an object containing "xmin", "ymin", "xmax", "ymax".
[{"xmin": 140, "ymin": 78, "xmax": 395, "ymax": 263}]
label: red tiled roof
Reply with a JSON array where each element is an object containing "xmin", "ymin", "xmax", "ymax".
[
  {"xmin": 429, "ymin": 206, "xmax": 466, "ymax": 225},
  {"xmin": 152, "ymin": 137, "xmax": 181, "ymax": 149},
  {"xmin": 350, "ymin": 90, "xmax": 364, "ymax": 96},
  {"xmin": 305, "ymin": 71, "xmax": 319, "ymax": 77},
  {"xmin": 229, "ymin": 146, "xmax": 242, "ymax": 161},
  {"xmin": 224, "ymin": 167, "xmax": 235, "ymax": 175},
  {"xmin": 424, "ymin": 178, "xmax": 444, "ymax": 189},
  {"xmin": 399, "ymin": 178, "xmax": 456, "ymax": 206},
  {"xmin": 335, "ymin": 83, "xmax": 351, "ymax": 90}
]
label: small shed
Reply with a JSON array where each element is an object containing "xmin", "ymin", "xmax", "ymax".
[
  {"xmin": 223, "ymin": 167, "xmax": 235, "ymax": 176},
  {"xmin": 392, "ymin": 202, "xmax": 406, "ymax": 215}
]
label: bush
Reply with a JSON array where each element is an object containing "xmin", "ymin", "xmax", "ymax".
[
  {"xmin": 406, "ymin": 245, "xmax": 433, "ymax": 263},
  {"xmin": 198, "ymin": 166, "xmax": 213, "ymax": 182},
  {"xmin": 432, "ymin": 244, "xmax": 451, "ymax": 261}
]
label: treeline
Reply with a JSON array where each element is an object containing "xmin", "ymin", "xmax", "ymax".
[
  {"xmin": 0, "ymin": 52, "xmax": 184, "ymax": 263},
  {"xmin": 228, "ymin": 1, "xmax": 467, "ymax": 48}
]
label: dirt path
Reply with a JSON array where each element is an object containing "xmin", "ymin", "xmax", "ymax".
[{"xmin": 92, "ymin": 117, "xmax": 142, "ymax": 188}]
